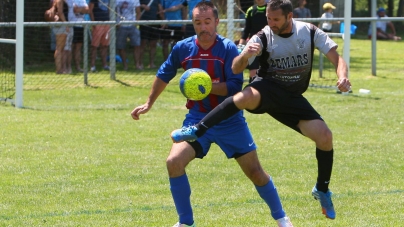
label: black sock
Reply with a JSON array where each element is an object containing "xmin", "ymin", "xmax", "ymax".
[
  {"xmin": 316, "ymin": 148, "xmax": 334, "ymax": 193},
  {"xmin": 195, "ymin": 96, "xmax": 240, "ymax": 137}
]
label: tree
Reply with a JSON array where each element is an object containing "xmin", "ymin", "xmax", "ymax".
[{"xmin": 398, "ymin": 0, "xmax": 404, "ymax": 16}]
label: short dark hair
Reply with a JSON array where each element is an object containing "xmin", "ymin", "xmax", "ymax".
[
  {"xmin": 267, "ymin": 0, "xmax": 293, "ymax": 16},
  {"xmin": 193, "ymin": 1, "xmax": 218, "ymax": 19}
]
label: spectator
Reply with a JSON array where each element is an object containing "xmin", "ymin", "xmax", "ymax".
[
  {"xmin": 159, "ymin": 0, "xmax": 185, "ymax": 60},
  {"xmin": 63, "ymin": 2, "xmax": 74, "ymax": 75},
  {"xmin": 138, "ymin": 0, "xmax": 160, "ymax": 69},
  {"xmin": 116, "ymin": 0, "xmax": 142, "ymax": 70},
  {"xmin": 67, "ymin": 0, "xmax": 89, "ymax": 73},
  {"xmin": 51, "ymin": 0, "xmax": 68, "ymax": 74},
  {"xmin": 368, "ymin": 7, "xmax": 402, "ymax": 40},
  {"xmin": 239, "ymin": 0, "xmax": 268, "ymax": 82},
  {"xmin": 63, "ymin": 32, "xmax": 74, "ymax": 74},
  {"xmin": 89, "ymin": 0, "xmax": 110, "ymax": 72},
  {"xmin": 319, "ymin": 3, "xmax": 339, "ymax": 32},
  {"xmin": 49, "ymin": 0, "xmax": 72, "ymax": 74},
  {"xmin": 236, "ymin": 0, "xmax": 255, "ymax": 19},
  {"xmin": 159, "ymin": 0, "xmax": 204, "ymax": 39},
  {"xmin": 293, "ymin": 0, "xmax": 311, "ymax": 18}
]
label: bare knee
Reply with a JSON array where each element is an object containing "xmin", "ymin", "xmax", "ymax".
[
  {"xmin": 166, "ymin": 155, "xmax": 186, "ymax": 178},
  {"xmin": 317, "ymin": 127, "xmax": 333, "ymax": 151},
  {"xmin": 166, "ymin": 143, "xmax": 195, "ymax": 177},
  {"xmin": 234, "ymin": 87, "xmax": 261, "ymax": 110},
  {"xmin": 244, "ymin": 165, "xmax": 269, "ymax": 186},
  {"xmin": 299, "ymin": 120, "xmax": 333, "ymax": 151}
]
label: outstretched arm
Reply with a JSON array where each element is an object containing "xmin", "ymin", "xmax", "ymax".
[
  {"xmin": 325, "ymin": 47, "xmax": 351, "ymax": 92},
  {"xmin": 131, "ymin": 77, "xmax": 168, "ymax": 120}
]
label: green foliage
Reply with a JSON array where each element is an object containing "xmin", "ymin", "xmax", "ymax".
[{"xmin": 1, "ymin": 39, "xmax": 404, "ymax": 226}]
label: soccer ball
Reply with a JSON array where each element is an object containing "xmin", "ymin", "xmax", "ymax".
[{"xmin": 179, "ymin": 68, "xmax": 212, "ymax": 101}]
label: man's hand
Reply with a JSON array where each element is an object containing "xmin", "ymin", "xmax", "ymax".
[
  {"xmin": 336, "ymin": 78, "xmax": 351, "ymax": 92},
  {"xmin": 239, "ymin": 42, "xmax": 261, "ymax": 59},
  {"xmin": 131, "ymin": 104, "xmax": 151, "ymax": 120}
]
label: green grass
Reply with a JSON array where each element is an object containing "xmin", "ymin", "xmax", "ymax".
[{"xmin": 1, "ymin": 38, "xmax": 404, "ymax": 226}]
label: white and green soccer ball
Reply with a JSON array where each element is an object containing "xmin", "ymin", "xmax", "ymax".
[{"xmin": 179, "ymin": 68, "xmax": 212, "ymax": 101}]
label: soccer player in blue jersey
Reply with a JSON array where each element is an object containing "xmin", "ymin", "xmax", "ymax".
[
  {"xmin": 131, "ymin": 2, "xmax": 293, "ymax": 227},
  {"xmin": 171, "ymin": 0, "xmax": 352, "ymax": 221}
]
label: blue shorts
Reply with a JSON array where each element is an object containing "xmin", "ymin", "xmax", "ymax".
[{"xmin": 182, "ymin": 111, "xmax": 257, "ymax": 159}]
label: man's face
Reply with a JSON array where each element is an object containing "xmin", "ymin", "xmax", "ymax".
[
  {"xmin": 266, "ymin": 8, "xmax": 292, "ymax": 35},
  {"xmin": 378, "ymin": 11, "xmax": 385, "ymax": 17},
  {"xmin": 192, "ymin": 8, "xmax": 218, "ymax": 43}
]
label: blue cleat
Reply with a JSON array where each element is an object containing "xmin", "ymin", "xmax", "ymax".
[
  {"xmin": 312, "ymin": 186, "xmax": 336, "ymax": 219},
  {"xmin": 171, "ymin": 126, "xmax": 198, "ymax": 143}
]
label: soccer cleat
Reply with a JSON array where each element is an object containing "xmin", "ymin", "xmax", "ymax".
[
  {"xmin": 312, "ymin": 186, "xmax": 336, "ymax": 219},
  {"xmin": 103, "ymin": 65, "xmax": 110, "ymax": 71},
  {"xmin": 90, "ymin": 66, "xmax": 97, "ymax": 72},
  {"xmin": 172, "ymin": 222, "xmax": 195, "ymax": 227},
  {"xmin": 276, "ymin": 216, "xmax": 294, "ymax": 227},
  {"xmin": 171, "ymin": 126, "xmax": 198, "ymax": 143}
]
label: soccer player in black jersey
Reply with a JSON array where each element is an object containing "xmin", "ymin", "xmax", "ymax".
[{"xmin": 171, "ymin": 0, "xmax": 352, "ymax": 220}]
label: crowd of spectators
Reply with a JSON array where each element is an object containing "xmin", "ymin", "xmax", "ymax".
[{"xmin": 49, "ymin": 1, "xmax": 401, "ymax": 74}]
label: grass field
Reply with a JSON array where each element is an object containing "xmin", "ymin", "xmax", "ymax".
[{"xmin": 1, "ymin": 38, "xmax": 404, "ymax": 226}]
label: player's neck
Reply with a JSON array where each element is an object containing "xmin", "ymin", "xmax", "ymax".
[{"xmin": 197, "ymin": 35, "xmax": 217, "ymax": 50}]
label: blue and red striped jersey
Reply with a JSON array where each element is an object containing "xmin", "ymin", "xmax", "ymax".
[{"xmin": 157, "ymin": 34, "xmax": 244, "ymax": 114}]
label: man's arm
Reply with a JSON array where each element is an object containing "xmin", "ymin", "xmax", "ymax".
[
  {"xmin": 89, "ymin": 3, "xmax": 95, "ymax": 21},
  {"xmin": 387, "ymin": 21, "xmax": 396, "ymax": 35},
  {"xmin": 209, "ymin": 82, "xmax": 228, "ymax": 96},
  {"xmin": 240, "ymin": 8, "xmax": 251, "ymax": 45},
  {"xmin": 131, "ymin": 77, "xmax": 168, "ymax": 120},
  {"xmin": 158, "ymin": 3, "xmax": 165, "ymax": 20},
  {"xmin": 232, "ymin": 54, "xmax": 250, "ymax": 74},
  {"xmin": 56, "ymin": 0, "xmax": 66, "ymax": 21},
  {"xmin": 325, "ymin": 47, "xmax": 351, "ymax": 92},
  {"xmin": 159, "ymin": 3, "xmax": 184, "ymax": 13},
  {"xmin": 232, "ymin": 42, "xmax": 261, "ymax": 74},
  {"xmin": 135, "ymin": 6, "xmax": 141, "ymax": 20}
]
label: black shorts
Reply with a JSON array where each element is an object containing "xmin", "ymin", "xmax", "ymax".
[
  {"xmin": 73, "ymin": 27, "xmax": 84, "ymax": 43},
  {"xmin": 139, "ymin": 25, "xmax": 160, "ymax": 40},
  {"xmin": 245, "ymin": 77, "xmax": 323, "ymax": 133},
  {"xmin": 160, "ymin": 26, "xmax": 184, "ymax": 40}
]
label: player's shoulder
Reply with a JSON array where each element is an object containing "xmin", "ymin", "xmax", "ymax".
[
  {"xmin": 175, "ymin": 36, "xmax": 196, "ymax": 48},
  {"xmin": 245, "ymin": 5, "xmax": 254, "ymax": 14},
  {"xmin": 294, "ymin": 20, "xmax": 318, "ymax": 31},
  {"xmin": 217, "ymin": 35, "xmax": 237, "ymax": 49}
]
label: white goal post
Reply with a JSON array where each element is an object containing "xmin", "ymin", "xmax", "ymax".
[{"xmin": 0, "ymin": 0, "xmax": 24, "ymax": 108}]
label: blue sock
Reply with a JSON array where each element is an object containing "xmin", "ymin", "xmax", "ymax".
[
  {"xmin": 169, "ymin": 174, "xmax": 194, "ymax": 225},
  {"xmin": 255, "ymin": 177, "xmax": 286, "ymax": 220}
]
